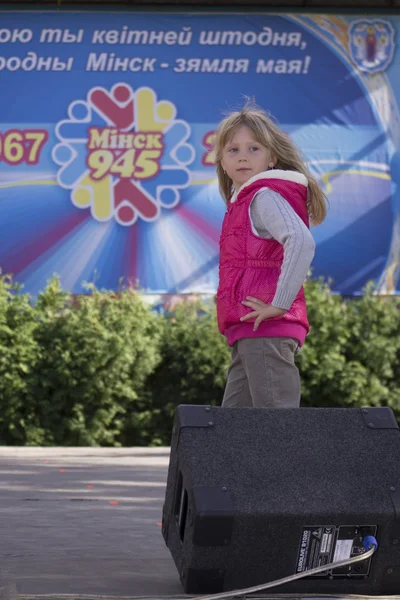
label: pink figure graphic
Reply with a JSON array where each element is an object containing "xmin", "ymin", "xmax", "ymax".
[
  {"xmin": 89, "ymin": 84, "xmax": 134, "ymax": 129},
  {"xmin": 114, "ymin": 179, "xmax": 158, "ymax": 224}
]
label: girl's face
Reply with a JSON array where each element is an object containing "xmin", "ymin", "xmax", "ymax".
[{"xmin": 221, "ymin": 125, "xmax": 275, "ymax": 191}]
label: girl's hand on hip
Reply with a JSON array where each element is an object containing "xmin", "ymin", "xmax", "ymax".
[{"xmin": 240, "ymin": 296, "xmax": 286, "ymax": 331}]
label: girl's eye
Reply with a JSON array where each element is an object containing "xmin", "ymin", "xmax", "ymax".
[
  {"xmin": 251, "ymin": 146, "xmax": 259, "ymax": 151},
  {"xmin": 228, "ymin": 148, "xmax": 237, "ymax": 153}
]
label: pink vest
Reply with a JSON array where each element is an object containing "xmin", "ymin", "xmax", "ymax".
[{"xmin": 216, "ymin": 170, "xmax": 310, "ymax": 347}]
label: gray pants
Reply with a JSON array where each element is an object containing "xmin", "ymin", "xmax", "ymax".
[{"xmin": 222, "ymin": 337, "xmax": 301, "ymax": 408}]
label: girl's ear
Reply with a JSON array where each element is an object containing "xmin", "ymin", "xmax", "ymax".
[{"xmin": 267, "ymin": 155, "xmax": 277, "ymax": 170}]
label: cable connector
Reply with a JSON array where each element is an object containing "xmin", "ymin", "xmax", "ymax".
[{"xmin": 363, "ymin": 535, "xmax": 378, "ymax": 551}]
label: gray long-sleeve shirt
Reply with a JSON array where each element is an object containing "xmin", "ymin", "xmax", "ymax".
[{"xmin": 249, "ymin": 189, "xmax": 315, "ymax": 310}]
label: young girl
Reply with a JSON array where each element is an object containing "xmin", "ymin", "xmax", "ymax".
[{"xmin": 215, "ymin": 103, "xmax": 327, "ymax": 409}]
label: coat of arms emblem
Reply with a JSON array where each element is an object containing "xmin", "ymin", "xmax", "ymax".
[{"xmin": 349, "ymin": 19, "xmax": 395, "ymax": 74}]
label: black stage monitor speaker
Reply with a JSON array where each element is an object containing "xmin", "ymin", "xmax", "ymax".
[{"xmin": 162, "ymin": 405, "xmax": 400, "ymax": 595}]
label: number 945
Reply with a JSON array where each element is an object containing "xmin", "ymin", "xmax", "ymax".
[{"xmin": 87, "ymin": 149, "xmax": 161, "ymax": 181}]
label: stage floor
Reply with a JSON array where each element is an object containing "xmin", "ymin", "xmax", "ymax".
[{"xmin": 0, "ymin": 447, "xmax": 398, "ymax": 600}]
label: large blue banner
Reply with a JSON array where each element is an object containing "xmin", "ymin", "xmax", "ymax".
[{"xmin": 0, "ymin": 11, "xmax": 399, "ymax": 296}]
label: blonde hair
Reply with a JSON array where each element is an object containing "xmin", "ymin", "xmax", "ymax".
[{"xmin": 214, "ymin": 102, "xmax": 327, "ymax": 226}]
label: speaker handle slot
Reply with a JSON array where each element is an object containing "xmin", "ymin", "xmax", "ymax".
[{"xmin": 174, "ymin": 470, "xmax": 188, "ymax": 542}]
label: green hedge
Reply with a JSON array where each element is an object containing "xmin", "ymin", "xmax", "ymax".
[
  {"xmin": 0, "ymin": 276, "xmax": 161, "ymax": 446},
  {"xmin": 0, "ymin": 274, "xmax": 399, "ymax": 446}
]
